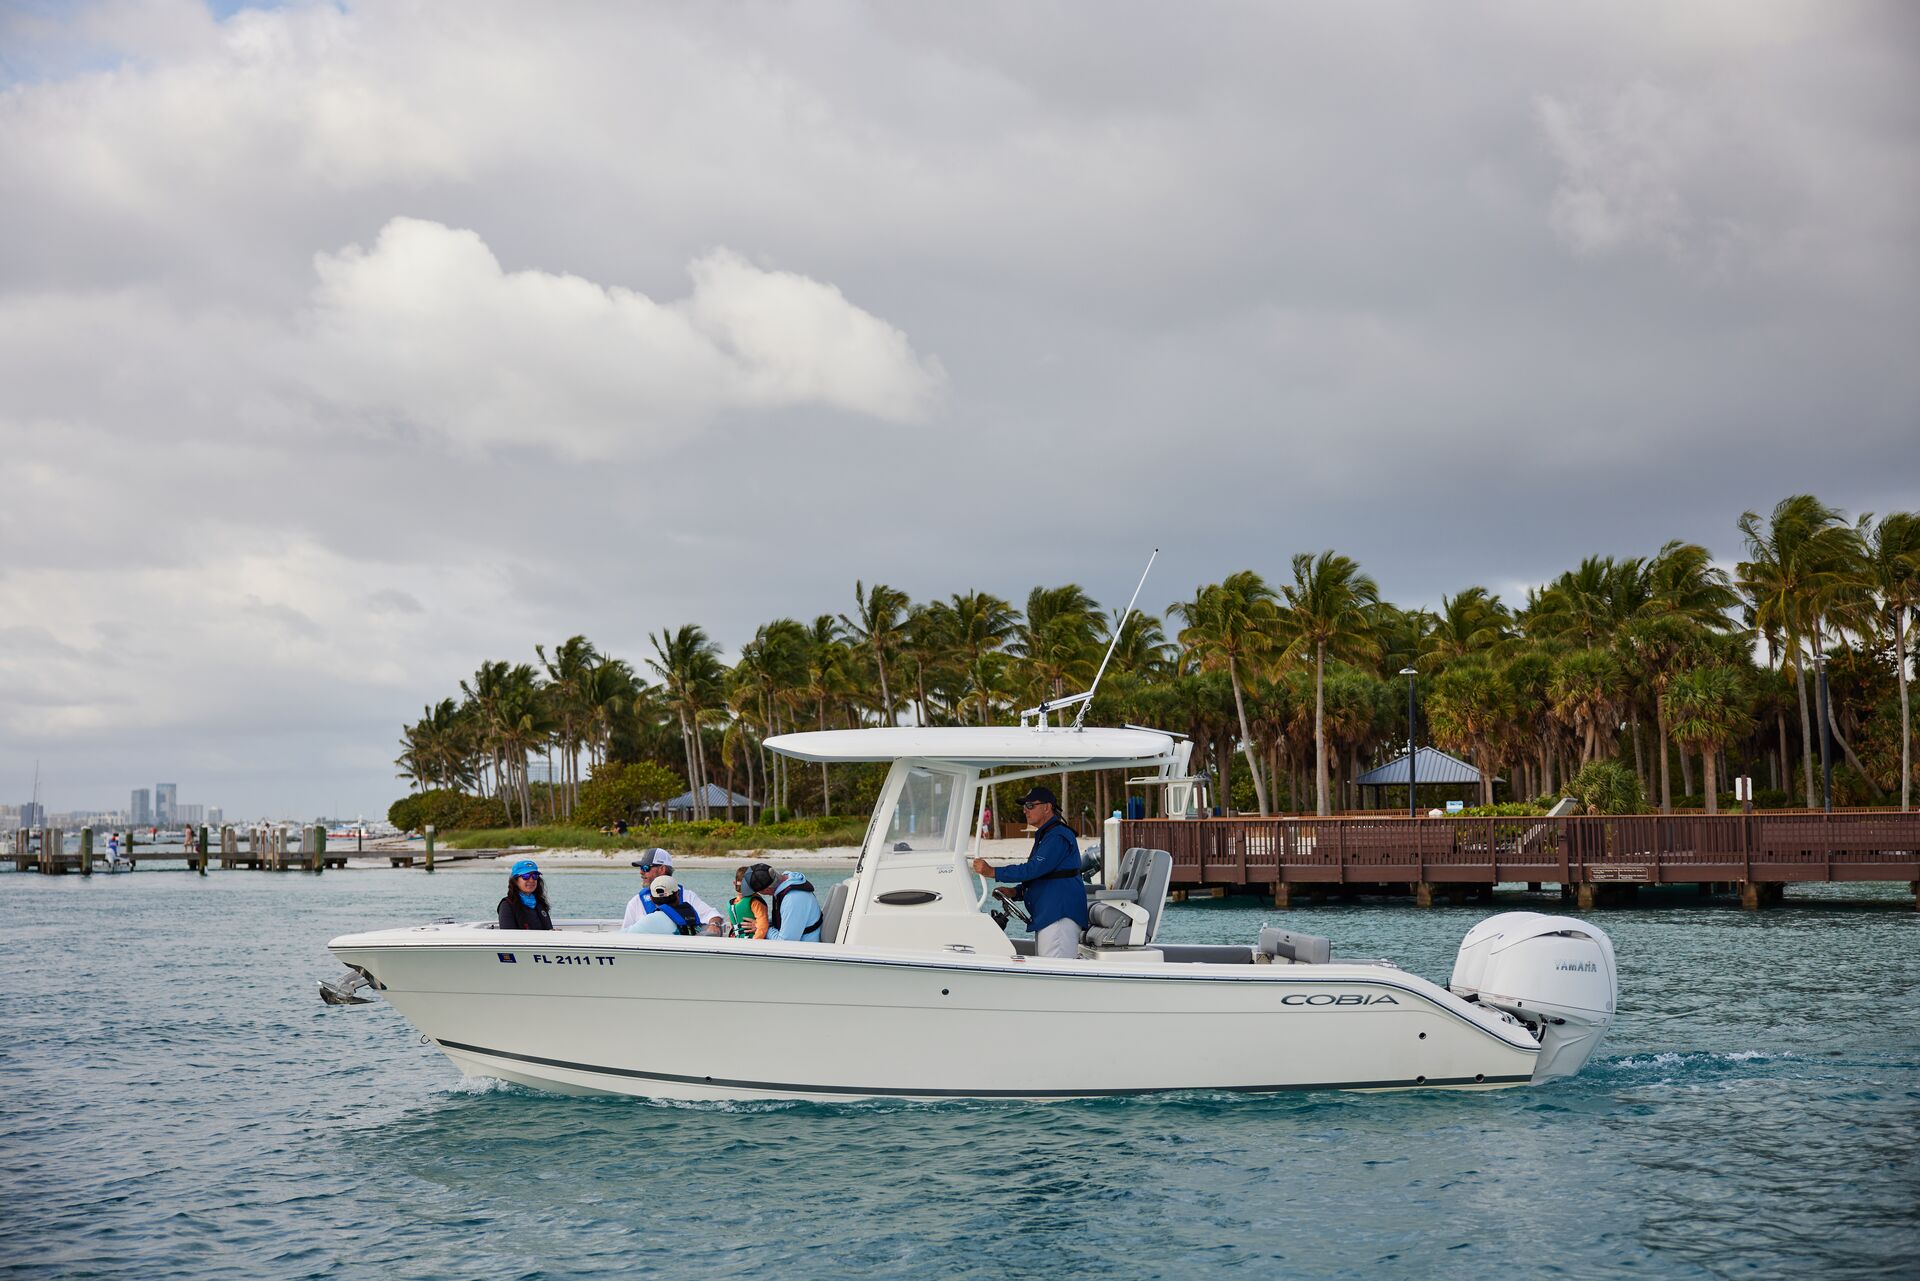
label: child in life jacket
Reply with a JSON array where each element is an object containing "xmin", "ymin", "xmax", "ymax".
[
  {"xmin": 629, "ymin": 875, "xmax": 702, "ymax": 936},
  {"xmin": 728, "ymin": 864, "xmax": 770, "ymax": 939}
]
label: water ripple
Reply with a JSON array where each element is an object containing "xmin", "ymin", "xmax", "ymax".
[{"xmin": 2, "ymin": 869, "xmax": 1915, "ymax": 1280}]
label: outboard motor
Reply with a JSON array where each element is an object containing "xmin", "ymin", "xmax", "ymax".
[{"xmin": 1449, "ymin": 912, "xmax": 1617, "ymax": 1082}]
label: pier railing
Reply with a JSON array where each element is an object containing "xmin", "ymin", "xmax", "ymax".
[{"xmin": 1120, "ymin": 812, "xmax": 1920, "ymax": 888}]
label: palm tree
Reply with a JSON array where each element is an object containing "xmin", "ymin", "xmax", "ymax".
[
  {"xmin": 1427, "ymin": 663, "xmax": 1517, "ymax": 806},
  {"xmin": 1422, "ymin": 587, "xmax": 1513, "ymax": 667},
  {"xmin": 1012, "ymin": 584, "xmax": 1103, "ymax": 709},
  {"xmin": 535, "ymin": 635, "xmax": 600, "ymax": 818},
  {"xmin": 802, "ymin": 615, "xmax": 853, "ymax": 813},
  {"xmin": 648, "ymin": 625, "xmax": 725, "ymax": 819},
  {"xmin": 1274, "ymin": 553, "xmax": 1380, "ymax": 815},
  {"xmin": 1738, "ymin": 495, "xmax": 1864, "ymax": 807},
  {"xmin": 1667, "ymin": 665, "xmax": 1753, "ymax": 813},
  {"xmin": 1171, "ymin": 572, "xmax": 1280, "ymax": 813},
  {"xmin": 1549, "ymin": 648, "xmax": 1626, "ymax": 766},
  {"xmin": 1101, "ymin": 608, "xmax": 1175, "ymax": 678},
  {"xmin": 841, "ymin": 582, "xmax": 910, "ymax": 725},
  {"xmin": 948, "ymin": 591, "xmax": 1021, "ymax": 724},
  {"xmin": 1863, "ymin": 512, "xmax": 1920, "ymax": 809},
  {"xmin": 1616, "ymin": 614, "xmax": 1707, "ymax": 813}
]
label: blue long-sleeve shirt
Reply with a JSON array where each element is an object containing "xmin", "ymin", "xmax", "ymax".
[
  {"xmin": 768, "ymin": 871, "xmax": 824, "ymax": 941},
  {"xmin": 993, "ymin": 816, "xmax": 1090, "ymax": 934}
]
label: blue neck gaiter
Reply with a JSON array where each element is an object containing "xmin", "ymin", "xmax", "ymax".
[{"xmin": 519, "ymin": 891, "xmax": 538, "ymax": 909}]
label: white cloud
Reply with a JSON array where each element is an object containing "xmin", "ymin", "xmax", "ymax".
[{"xmin": 302, "ymin": 219, "xmax": 943, "ymax": 458}]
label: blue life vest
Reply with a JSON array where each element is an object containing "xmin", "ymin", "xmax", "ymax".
[
  {"xmin": 641, "ymin": 893, "xmax": 700, "ymax": 935},
  {"xmin": 771, "ymin": 879, "xmax": 822, "ymax": 937}
]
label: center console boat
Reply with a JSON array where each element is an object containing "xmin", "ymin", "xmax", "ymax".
[{"xmin": 323, "ymin": 723, "xmax": 1618, "ymax": 1101}]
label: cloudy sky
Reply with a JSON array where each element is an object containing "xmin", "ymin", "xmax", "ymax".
[{"xmin": 2, "ymin": 0, "xmax": 1916, "ymax": 819}]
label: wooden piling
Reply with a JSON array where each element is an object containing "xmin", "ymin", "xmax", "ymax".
[
  {"xmin": 309, "ymin": 825, "xmax": 324, "ymax": 873},
  {"xmin": 79, "ymin": 827, "xmax": 93, "ymax": 875},
  {"xmin": 1738, "ymin": 881, "xmax": 1762, "ymax": 910},
  {"xmin": 1414, "ymin": 881, "xmax": 1434, "ymax": 908},
  {"xmin": 1576, "ymin": 882, "xmax": 1597, "ymax": 911},
  {"xmin": 1272, "ymin": 881, "xmax": 1290, "ymax": 909},
  {"xmin": 424, "ymin": 825, "xmax": 435, "ymax": 873}
]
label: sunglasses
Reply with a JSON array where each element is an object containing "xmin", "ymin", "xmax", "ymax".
[
  {"xmin": 516, "ymin": 871, "xmax": 541, "ymax": 880},
  {"xmin": 1019, "ymin": 800, "xmax": 1047, "ymax": 810}
]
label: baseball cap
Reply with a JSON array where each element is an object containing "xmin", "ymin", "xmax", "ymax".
[
  {"xmin": 648, "ymin": 875, "xmax": 681, "ymax": 901},
  {"xmin": 631, "ymin": 847, "xmax": 674, "ymax": 871},
  {"xmin": 1016, "ymin": 785, "xmax": 1058, "ymax": 807},
  {"xmin": 510, "ymin": 858, "xmax": 540, "ymax": 878}
]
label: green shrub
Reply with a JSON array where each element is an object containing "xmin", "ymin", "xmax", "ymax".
[
  {"xmin": 1566, "ymin": 759, "xmax": 1645, "ymax": 815},
  {"xmin": 388, "ymin": 789, "xmax": 509, "ymax": 833},
  {"xmin": 1452, "ymin": 801, "xmax": 1548, "ymax": 817},
  {"xmin": 574, "ymin": 761, "xmax": 684, "ymax": 826},
  {"xmin": 444, "ymin": 814, "xmax": 870, "ymax": 854}
]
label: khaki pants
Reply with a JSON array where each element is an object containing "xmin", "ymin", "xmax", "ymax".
[{"xmin": 1035, "ymin": 919, "xmax": 1081, "ymax": 959}]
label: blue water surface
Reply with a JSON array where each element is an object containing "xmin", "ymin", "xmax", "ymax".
[{"xmin": 2, "ymin": 865, "xmax": 1915, "ymax": 1280}]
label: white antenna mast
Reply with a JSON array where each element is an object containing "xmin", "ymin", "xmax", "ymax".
[{"xmin": 1072, "ymin": 549, "xmax": 1158, "ymax": 729}]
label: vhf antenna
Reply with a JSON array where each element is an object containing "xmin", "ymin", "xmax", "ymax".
[{"xmin": 1072, "ymin": 549, "xmax": 1158, "ymax": 729}]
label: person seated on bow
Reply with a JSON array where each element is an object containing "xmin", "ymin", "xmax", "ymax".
[{"xmin": 497, "ymin": 859, "xmax": 554, "ymax": 931}]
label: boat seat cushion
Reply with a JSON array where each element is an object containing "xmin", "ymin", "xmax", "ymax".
[
  {"xmin": 818, "ymin": 880, "xmax": 850, "ymax": 945},
  {"xmin": 1258, "ymin": 926, "xmax": 1332, "ymax": 965}
]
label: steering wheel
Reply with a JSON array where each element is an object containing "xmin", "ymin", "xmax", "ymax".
[{"xmin": 992, "ymin": 886, "xmax": 1031, "ymax": 927}]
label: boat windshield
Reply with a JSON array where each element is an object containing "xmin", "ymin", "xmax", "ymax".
[{"xmin": 881, "ymin": 766, "xmax": 964, "ymax": 856}]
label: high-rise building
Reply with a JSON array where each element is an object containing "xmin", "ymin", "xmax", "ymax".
[
  {"xmin": 177, "ymin": 803, "xmax": 205, "ymax": 826},
  {"xmin": 155, "ymin": 783, "xmax": 177, "ymax": 826},
  {"xmin": 131, "ymin": 788, "xmax": 152, "ymax": 826},
  {"xmin": 207, "ymin": 807, "xmax": 224, "ymax": 827},
  {"xmin": 21, "ymin": 801, "xmax": 45, "ymax": 828}
]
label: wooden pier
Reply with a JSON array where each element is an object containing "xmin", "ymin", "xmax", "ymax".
[
  {"xmin": 1121, "ymin": 812, "xmax": 1920, "ymax": 910},
  {"xmin": 8, "ymin": 822, "xmax": 509, "ymax": 876}
]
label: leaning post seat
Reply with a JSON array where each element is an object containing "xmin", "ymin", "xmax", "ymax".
[
  {"xmin": 818, "ymin": 880, "xmax": 851, "ymax": 944},
  {"xmin": 1258, "ymin": 926, "xmax": 1333, "ymax": 965},
  {"xmin": 1084, "ymin": 847, "xmax": 1173, "ymax": 948}
]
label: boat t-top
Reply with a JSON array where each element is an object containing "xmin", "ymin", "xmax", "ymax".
[{"xmin": 322, "ymin": 716, "xmax": 1618, "ymax": 1100}]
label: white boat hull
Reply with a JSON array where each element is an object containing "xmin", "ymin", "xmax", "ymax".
[{"xmin": 330, "ymin": 925, "xmax": 1544, "ymax": 1101}]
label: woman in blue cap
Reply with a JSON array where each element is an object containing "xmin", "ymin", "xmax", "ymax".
[{"xmin": 497, "ymin": 859, "xmax": 554, "ymax": 931}]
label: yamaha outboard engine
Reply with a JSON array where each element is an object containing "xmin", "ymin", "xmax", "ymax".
[{"xmin": 1449, "ymin": 912, "xmax": 1617, "ymax": 1081}]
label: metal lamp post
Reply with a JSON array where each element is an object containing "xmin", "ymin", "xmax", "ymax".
[
  {"xmin": 1400, "ymin": 667, "xmax": 1419, "ymax": 818},
  {"xmin": 1814, "ymin": 652, "xmax": 1834, "ymax": 813}
]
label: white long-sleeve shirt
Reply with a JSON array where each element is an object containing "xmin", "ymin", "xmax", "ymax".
[{"xmin": 621, "ymin": 885, "xmax": 722, "ymax": 930}]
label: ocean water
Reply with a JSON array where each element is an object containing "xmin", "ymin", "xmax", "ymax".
[{"xmin": 2, "ymin": 867, "xmax": 1915, "ymax": 1280}]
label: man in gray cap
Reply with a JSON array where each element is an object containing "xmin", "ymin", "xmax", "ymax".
[
  {"xmin": 970, "ymin": 785, "xmax": 1088, "ymax": 958},
  {"xmin": 621, "ymin": 848, "xmax": 723, "ymax": 934}
]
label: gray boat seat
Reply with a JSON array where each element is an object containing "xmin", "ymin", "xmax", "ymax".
[
  {"xmin": 818, "ymin": 880, "xmax": 850, "ymax": 944},
  {"xmin": 1085, "ymin": 847, "xmax": 1172, "ymax": 946},
  {"xmin": 1258, "ymin": 926, "xmax": 1333, "ymax": 965}
]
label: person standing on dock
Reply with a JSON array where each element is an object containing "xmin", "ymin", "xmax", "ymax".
[
  {"xmin": 971, "ymin": 785, "xmax": 1089, "ymax": 959},
  {"xmin": 498, "ymin": 860, "xmax": 554, "ymax": 931}
]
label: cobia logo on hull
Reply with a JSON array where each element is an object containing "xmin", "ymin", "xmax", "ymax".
[{"xmin": 1279, "ymin": 992, "xmax": 1398, "ymax": 1006}]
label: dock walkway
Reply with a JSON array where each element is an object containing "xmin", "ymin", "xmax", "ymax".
[{"xmin": 1121, "ymin": 812, "xmax": 1920, "ymax": 909}]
